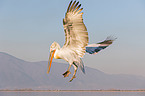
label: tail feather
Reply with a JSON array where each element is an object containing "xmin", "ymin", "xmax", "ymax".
[
  {"xmin": 73, "ymin": 58, "xmax": 85, "ymax": 74},
  {"xmin": 79, "ymin": 58, "xmax": 85, "ymax": 74}
]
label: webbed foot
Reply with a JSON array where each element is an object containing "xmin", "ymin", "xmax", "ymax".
[
  {"xmin": 63, "ymin": 71, "xmax": 71, "ymax": 78},
  {"xmin": 69, "ymin": 75, "xmax": 76, "ymax": 82}
]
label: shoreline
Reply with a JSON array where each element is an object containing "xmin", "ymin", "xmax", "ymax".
[{"xmin": 0, "ymin": 90, "xmax": 145, "ymax": 92}]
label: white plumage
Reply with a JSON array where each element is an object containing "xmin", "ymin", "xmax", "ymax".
[{"xmin": 48, "ymin": 1, "xmax": 88, "ymax": 82}]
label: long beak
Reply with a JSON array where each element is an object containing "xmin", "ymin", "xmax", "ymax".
[{"xmin": 47, "ymin": 50, "xmax": 56, "ymax": 74}]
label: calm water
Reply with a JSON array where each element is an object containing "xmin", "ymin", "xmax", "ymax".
[{"xmin": 0, "ymin": 92, "xmax": 145, "ymax": 96}]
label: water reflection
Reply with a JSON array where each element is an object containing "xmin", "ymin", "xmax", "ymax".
[{"xmin": 0, "ymin": 92, "xmax": 145, "ymax": 96}]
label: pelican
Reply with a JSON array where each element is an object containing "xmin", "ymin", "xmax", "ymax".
[{"xmin": 47, "ymin": 0, "xmax": 116, "ymax": 82}]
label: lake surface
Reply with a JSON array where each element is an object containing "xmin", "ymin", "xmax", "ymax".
[{"xmin": 0, "ymin": 92, "xmax": 145, "ymax": 96}]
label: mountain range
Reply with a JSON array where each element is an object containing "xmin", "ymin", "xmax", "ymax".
[{"xmin": 0, "ymin": 52, "xmax": 145, "ymax": 90}]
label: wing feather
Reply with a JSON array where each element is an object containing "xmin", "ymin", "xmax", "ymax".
[
  {"xmin": 69, "ymin": 1, "xmax": 76, "ymax": 11},
  {"xmin": 72, "ymin": 1, "xmax": 79, "ymax": 11},
  {"xmin": 67, "ymin": 1, "xmax": 73, "ymax": 13},
  {"xmin": 63, "ymin": 1, "xmax": 88, "ymax": 58},
  {"xmin": 86, "ymin": 36, "xmax": 116, "ymax": 54}
]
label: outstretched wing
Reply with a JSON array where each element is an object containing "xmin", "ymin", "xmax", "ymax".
[
  {"xmin": 62, "ymin": 1, "xmax": 89, "ymax": 58},
  {"xmin": 86, "ymin": 36, "xmax": 116, "ymax": 54}
]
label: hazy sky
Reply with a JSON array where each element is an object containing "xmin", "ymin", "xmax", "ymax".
[{"xmin": 0, "ymin": 0, "xmax": 145, "ymax": 77}]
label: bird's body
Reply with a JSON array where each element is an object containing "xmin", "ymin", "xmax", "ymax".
[
  {"xmin": 54, "ymin": 47, "xmax": 77, "ymax": 63},
  {"xmin": 47, "ymin": 0, "xmax": 116, "ymax": 82}
]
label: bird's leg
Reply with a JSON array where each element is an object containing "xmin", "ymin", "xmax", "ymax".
[
  {"xmin": 63, "ymin": 64, "xmax": 71, "ymax": 78},
  {"xmin": 69, "ymin": 69, "xmax": 77, "ymax": 82},
  {"xmin": 69, "ymin": 62, "xmax": 78, "ymax": 82}
]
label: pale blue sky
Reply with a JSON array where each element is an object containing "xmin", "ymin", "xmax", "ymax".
[{"xmin": 0, "ymin": 0, "xmax": 145, "ymax": 76}]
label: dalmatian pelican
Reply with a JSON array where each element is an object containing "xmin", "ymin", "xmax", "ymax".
[{"xmin": 47, "ymin": 0, "xmax": 116, "ymax": 82}]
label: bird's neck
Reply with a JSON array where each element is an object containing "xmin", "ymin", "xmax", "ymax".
[{"xmin": 54, "ymin": 49, "xmax": 61, "ymax": 59}]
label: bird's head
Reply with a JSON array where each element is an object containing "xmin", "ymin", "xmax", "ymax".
[
  {"xmin": 47, "ymin": 42, "xmax": 60, "ymax": 74},
  {"xmin": 50, "ymin": 41, "xmax": 60, "ymax": 52}
]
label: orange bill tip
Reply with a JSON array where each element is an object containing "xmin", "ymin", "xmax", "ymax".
[{"xmin": 47, "ymin": 50, "xmax": 56, "ymax": 74}]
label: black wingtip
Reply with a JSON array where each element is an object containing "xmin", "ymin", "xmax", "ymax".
[
  {"xmin": 70, "ymin": 0, "xmax": 76, "ymax": 11},
  {"xmin": 67, "ymin": 0, "xmax": 73, "ymax": 12},
  {"xmin": 106, "ymin": 36, "xmax": 117, "ymax": 41}
]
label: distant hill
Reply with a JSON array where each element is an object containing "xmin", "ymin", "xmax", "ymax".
[{"xmin": 0, "ymin": 52, "xmax": 145, "ymax": 90}]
